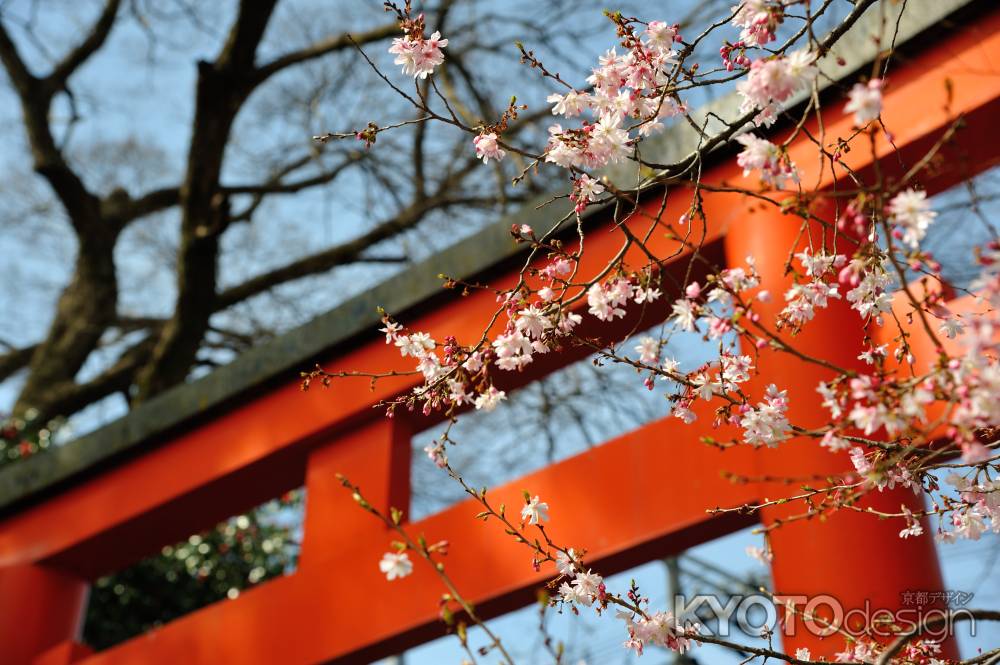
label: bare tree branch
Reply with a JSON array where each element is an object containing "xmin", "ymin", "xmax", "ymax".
[
  {"xmin": 46, "ymin": 0, "xmax": 122, "ymax": 89},
  {"xmin": 134, "ymin": 0, "xmax": 280, "ymax": 399},
  {"xmin": 0, "ymin": 18, "xmax": 102, "ymax": 234},
  {"xmin": 249, "ymin": 22, "xmax": 398, "ymax": 88},
  {"xmin": 0, "ymin": 10, "xmax": 123, "ymax": 419},
  {"xmin": 105, "ymin": 186, "xmax": 181, "ymax": 225},
  {"xmin": 215, "ymin": 191, "xmax": 476, "ymax": 309},
  {"xmin": 38, "ymin": 335, "xmax": 158, "ymax": 424},
  {"xmin": 0, "ymin": 345, "xmax": 36, "ymax": 383},
  {"xmin": 222, "ymin": 150, "xmax": 366, "ymax": 196}
]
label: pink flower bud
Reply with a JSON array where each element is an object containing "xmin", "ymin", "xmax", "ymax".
[
  {"xmin": 685, "ymin": 281, "xmax": 702, "ymax": 299},
  {"xmin": 838, "ymin": 266, "xmax": 860, "ymax": 287}
]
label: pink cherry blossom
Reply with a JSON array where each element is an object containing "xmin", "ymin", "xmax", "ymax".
[
  {"xmin": 635, "ymin": 336, "xmax": 659, "ymax": 364},
  {"xmin": 388, "ymin": 31, "xmax": 448, "ymax": 79},
  {"xmin": 887, "ymin": 188, "xmax": 936, "ymax": 249},
  {"xmin": 473, "ymin": 132, "xmax": 506, "ymax": 164},
  {"xmin": 731, "ymin": 0, "xmax": 787, "ymax": 46},
  {"xmin": 474, "ymin": 385, "xmax": 506, "ymax": 411},
  {"xmin": 740, "ymin": 384, "xmax": 791, "ymax": 447},
  {"xmin": 521, "ymin": 495, "xmax": 550, "ymax": 524},
  {"xmin": 735, "ymin": 133, "xmax": 798, "ymax": 187},
  {"xmin": 845, "ymin": 78, "xmax": 883, "ymax": 125},
  {"xmin": 737, "ymin": 50, "xmax": 817, "ymax": 126},
  {"xmin": 547, "ymin": 90, "xmax": 591, "ymax": 117}
]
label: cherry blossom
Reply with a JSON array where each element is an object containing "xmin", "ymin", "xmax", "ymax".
[
  {"xmin": 633, "ymin": 284, "xmax": 661, "ymax": 304},
  {"xmin": 691, "ymin": 372, "xmax": 722, "ymax": 401},
  {"xmin": 672, "ymin": 405, "xmax": 697, "ymax": 424},
  {"xmin": 555, "ymin": 548, "xmax": 578, "ymax": 576},
  {"xmin": 739, "ymin": 384, "xmax": 791, "ymax": 447},
  {"xmin": 395, "ymin": 331, "xmax": 435, "ymax": 358},
  {"xmin": 720, "ymin": 353, "xmax": 753, "ymax": 388},
  {"xmin": 887, "ymin": 188, "xmax": 937, "ymax": 249},
  {"xmin": 570, "ymin": 174, "xmax": 606, "ymax": 212},
  {"xmin": 473, "ymin": 132, "xmax": 506, "ymax": 164},
  {"xmin": 745, "ymin": 545, "xmax": 773, "ymax": 564},
  {"xmin": 645, "ymin": 21, "xmax": 680, "ymax": 52},
  {"xmin": 796, "ymin": 250, "xmax": 844, "ymax": 277},
  {"xmin": 560, "ymin": 569, "xmax": 603, "ymax": 607},
  {"xmin": 379, "ymin": 320, "xmax": 402, "ymax": 342},
  {"xmin": 587, "ymin": 279, "xmax": 631, "ymax": 321},
  {"xmin": 423, "ymin": 442, "xmax": 448, "ymax": 468},
  {"xmin": 899, "ymin": 507, "xmax": 924, "ymax": 539},
  {"xmin": 547, "ymin": 90, "xmax": 590, "ymax": 117},
  {"xmin": 559, "ymin": 580, "xmax": 593, "ymax": 606},
  {"xmin": 731, "ymin": 0, "xmax": 787, "ymax": 47},
  {"xmin": 515, "ymin": 305, "xmax": 552, "ymax": 339},
  {"xmin": 781, "ymin": 279, "xmax": 840, "ymax": 327},
  {"xmin": 940, "ymin": 506, "xmax": 988, "ymax": 542},
  {"xmin": 820, "ymin": 431, "xmax": 851, "ymax": 452},
  {"xmin": 849, "ymin": 447, "xmax": 872, "ymax": 476},
  {"xmin": 474, "ymin": 385, "xmax": 506, "ymax": 411},
  {"xmin": 938, "ymin": 316, "xmax": 965, "ymax": 339},
  {"xmin": 635, "ymin": 336, "xmax": 659, "ymax": 364},
  {"xmin": 328, "ymin": 7, "xmax": 1000, "ymax": 660},
  {"xmin": 379, "ymin": 551, "xmax": 413, "ymax": 580},
  {"xmin": 670, "ymin": 298, "xmax": 699, "ymax": 331},
  {"xmin": 735, "ymin": 133, "xmax": 798, "ymax": 187},
  {"xmin": 845, "ymin": 257, "xmax": 894, "ymax": 319},
  {"xmin": 521, "ymin": 495, "xmax": 550, "ymax": 524},
  {"xmin": 845, "ymin": 78, "xmax": 884, "ymax": 125},
  {"xmin": 621, "ymin": 610, "xmax": 699, "ymax": 655},
  {"xmin": 493, "ymin": 330, "xmax": 534, "ymax": 371},
  {"xmin": 389, "ymin": 30, "xmax": 448, "ymax": 79},
  {"xmin": 737, "ymin": 50, "xmax": 817, "ymax": 126}
]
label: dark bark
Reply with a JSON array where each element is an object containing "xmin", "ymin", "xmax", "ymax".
[
  {"xmin": 0, "ymin": 345, "xmax": 36, "ymax": 383},
  {"xmin": 134, "ymin": 0, "xmax": 280, "ymax": 399},
  {"xmin": 0, "ymin": 2, "xmax": 123, "ymax": 419}
]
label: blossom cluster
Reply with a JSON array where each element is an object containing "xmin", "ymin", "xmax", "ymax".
[
  {"xmin": 388, "ymin": 29, "xmax": 447, "ymax": 79},
  {"xmin": 846, "ymin": 78, "xmax": 884, "ymax": 125},
  {"xmin": 366, "ymin": 11, "xmax": 1000, "ymax": 663},
  {"xmin": 739, "ymin": 384, "xmax": 791, "ymax": 447},
  {"xmin": 887, "ymin": 188, "xmax": 937, "ymax": 250},
  {"xmin": 735, "ymin": 133, "xmax": 799, "ymax": 188},
  {"xmin": 832, "ymin": 637, "xmax": 946, "ymax": 664},
  {"xmin": 552, "ymin": 542, "xmax": 700, "ymax": 656},
  {"xmin": 620, "ymin": 610, "xmax": 700, "ymax": 656},
  {"xmin": 737, "ymin": 49, "xmax": 818, "ymax": 126},
  {"xmin": 940, "ymin": 473, "xmax": 1000, "ymax": 543},
  {"xmin": 542, "ymin": 19, "xmax": 686, "ymax": 175},
  {"xmin": 731, "ymin": 0, "xmax": 789, "ymax": 47}
]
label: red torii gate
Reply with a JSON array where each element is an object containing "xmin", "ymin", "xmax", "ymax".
[{"xmin": 1, "ymin": 4, "xmax": 999, "ymax": 664}]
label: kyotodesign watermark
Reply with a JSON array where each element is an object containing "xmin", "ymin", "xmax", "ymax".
[{"xmin": 671, "ymin": 591, "xmax": 977, "ymax": 640}]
